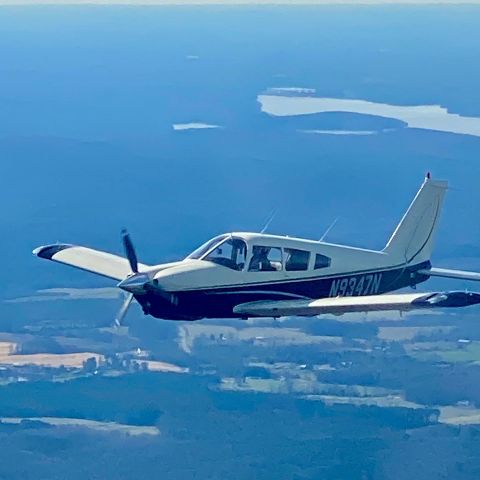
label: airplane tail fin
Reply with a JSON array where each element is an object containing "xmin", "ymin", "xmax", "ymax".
[{"xmin": 383, "ymin": 175, "xmax": 448, "ymax": 265}]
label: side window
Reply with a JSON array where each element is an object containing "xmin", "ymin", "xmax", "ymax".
[
  {"xmin": 249, "ymin": 246, "xmax": 283, "ymax": 272},
  {"xmin": 314, "ymin": 253, "xmax": 331, "ymax": 269},
  {"xmin": 285, "ymin": 248, "xmax": 310, "ymax": 271}
]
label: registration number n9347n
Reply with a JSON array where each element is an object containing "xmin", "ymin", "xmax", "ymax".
[{"xmin": 329, "ymin": 273, "xmax": 383, "ymax": 297}]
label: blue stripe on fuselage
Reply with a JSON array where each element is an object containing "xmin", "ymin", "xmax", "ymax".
[{"xmin": 138, "ymin": 261, "xmax": 431, "ymax": 320}]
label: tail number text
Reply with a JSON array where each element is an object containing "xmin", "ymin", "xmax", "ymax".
[{"xmin": 329, "ymin": 273, "xmax": 382, "ymax": 297}]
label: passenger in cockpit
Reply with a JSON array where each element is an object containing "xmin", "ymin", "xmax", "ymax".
[{"xmin": 249, "ymin": 246, "xmax": 276, "ymax": 272}]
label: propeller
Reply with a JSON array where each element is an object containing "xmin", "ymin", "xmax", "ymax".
[
  {"xmin": 122, "ymin": 228, "xmax": 138, "ymax": 274},
  {"xmin": 114, "ymin": 293, "xmax": 134, "ymax": 327},
  {"xmin": 114, "ymin": 229, "xmax": 174, "ymax": 326},
  {"xmin": 114, "ymin": 229, "xmax": 142, "ymax": 327}
]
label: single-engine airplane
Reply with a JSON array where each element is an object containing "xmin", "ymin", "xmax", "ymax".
[{"xmin": 34, "ymin": 175, "xmax": 480, "ymax": 325}]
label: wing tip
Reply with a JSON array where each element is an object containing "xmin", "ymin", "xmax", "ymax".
[
  {"xmin": 33, "ymin": 243, "xmax": 74, "ymax": 260},
  {"xmin": 424, "ymin": 175, "xmax": 448, "ymax": 189}
]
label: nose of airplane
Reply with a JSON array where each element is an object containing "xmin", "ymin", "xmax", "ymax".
[
  {"xmin": 152, "ymin": 260, "xmax": 225, "ymax": 291},
  {"xmin": 117, "ymin": 272, "xmax": 151, "ymax": 293}
]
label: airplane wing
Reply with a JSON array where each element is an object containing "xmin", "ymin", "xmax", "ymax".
[
  {"xmin": 233, "ymin": 291, "xmax": 480, "ymax": 318},
  {"xmin": 33, "ymin": 244, "xmax": 151, "ymax": 281},
  {"xmin": 418, "ymin": 267, "xmax": 480, "ymax": 282}
]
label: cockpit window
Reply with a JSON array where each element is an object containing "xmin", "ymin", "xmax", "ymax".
[
  {"xmin": 314, "ymin": 253, "xmax": 331, "ymax": 269},
  {"xmin": 285, "ymin": 248, "xmax": 310, "ymax": 271},
  {"xmin": 186, "ymin": 234, "xmax": 229, "ymax": 260},
  {"xmin": 249, "ymin": 246, "xmax": 283, "ymax": 272},
  {"xmin": 204, "ymin": 237, "xmax": 247, "ymax": 271}
]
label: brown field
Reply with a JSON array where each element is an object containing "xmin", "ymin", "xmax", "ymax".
[
  {"xmin": 0, "ymin": 341, "xmax": 186, "ymax": 372},
  {"xmin": 0, "ymin": 351, "xmax": 103, "ymax": 368},
  {"xmin": 0, "ymin": 341, "xmax": 102, "ymax": 368}
]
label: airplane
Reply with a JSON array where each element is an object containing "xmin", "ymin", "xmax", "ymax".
[{"xmin": 33, "ymin": 174, "xmax": 480, "ymax": 325}]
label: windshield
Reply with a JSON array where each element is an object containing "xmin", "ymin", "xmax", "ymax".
[
  {"xmin": 204, "ymin": 237, "xmax": 247, "ymax": 271},
  {"xmin": 186, "ymin": 235, "xmax": 229, "ymax": 260}
]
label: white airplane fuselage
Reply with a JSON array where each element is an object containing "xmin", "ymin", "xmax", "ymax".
[{"xmin": 124, "ymin": 233, "xmax": 431, "ymax": 320}]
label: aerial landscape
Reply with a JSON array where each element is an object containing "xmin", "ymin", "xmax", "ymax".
[{"xmin": 2, "ymin": 2, "xmax": 480, "ymax": 478}]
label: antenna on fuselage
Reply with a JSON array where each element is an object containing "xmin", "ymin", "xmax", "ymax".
[
  {"xmin": 320, "ymin": 217, "xmax": 339, "ymax": 242},
  {"xmin": 260, "ymin": 209, "xmax": 277, "ymax": 234}
]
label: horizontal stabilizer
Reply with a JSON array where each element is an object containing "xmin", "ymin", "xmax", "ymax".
[
  {"xmin": 33, "ymin": 244, "xmax": 151, "ymax": 281},
  {"xmin": 418, "ymin": 267, "xmax": 480, "ymax": 282},
  {"xmin": 233, "ymin": 291, "xmax": 480, "ymax": 318}
]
